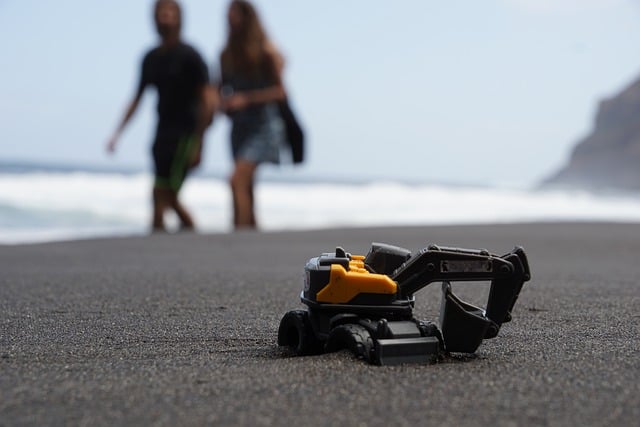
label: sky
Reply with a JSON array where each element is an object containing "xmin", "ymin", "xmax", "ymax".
[{"xmin": 1, "ymin": 0, "xmax": 640, "ymax": 187}]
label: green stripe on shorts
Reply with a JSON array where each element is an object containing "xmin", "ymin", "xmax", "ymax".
[{"xmin": 154, "ymin": 135, "xmax": 197, "ymax": 191}]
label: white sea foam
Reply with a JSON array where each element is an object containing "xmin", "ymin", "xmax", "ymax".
[{"xmin": 1, "ymin": 171, "xmax": 639, "ymax": 244}]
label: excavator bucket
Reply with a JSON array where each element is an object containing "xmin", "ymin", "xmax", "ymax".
[
  {"xmin": 438, "ymin": 247, "xmax": 531, "ymax": 352},
  {"xmin": 439, "ymin": 282, "xmax": 493, "ymax": 353}
]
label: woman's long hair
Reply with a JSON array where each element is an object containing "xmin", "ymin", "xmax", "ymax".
[{"xmin": 221, "ymin": 0, "xmax": 273, "ymax": 80}]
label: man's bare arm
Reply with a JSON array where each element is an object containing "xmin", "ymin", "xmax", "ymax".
[
  {"xmin": 106, "ymin": 93, "xmax": 143, "ymax": 153},
  {"xmin": 190, "ymin": 84, "xmax": 219, "ymax": 167}
]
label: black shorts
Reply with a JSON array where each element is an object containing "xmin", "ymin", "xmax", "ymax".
[{"xmin": 152, "ymin": 132, "xmax": 198, "ymax": 191}]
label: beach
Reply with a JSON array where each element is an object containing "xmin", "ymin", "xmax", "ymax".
[{"xmin": 1, "ymin": 222, "xmax": 639, "ymax": 426}]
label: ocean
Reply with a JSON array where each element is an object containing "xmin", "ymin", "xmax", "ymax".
[{"xmin": 2, "ymin": 164, "xmax": 640, "ymax": 244}]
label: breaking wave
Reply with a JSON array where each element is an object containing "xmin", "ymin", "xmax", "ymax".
[{"xmin": 2, "ymin": 171, "xmax": 640, "ymax": 244}]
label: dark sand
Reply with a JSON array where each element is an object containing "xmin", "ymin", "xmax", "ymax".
[{"xmin": 1, "ymin": 223, "xmax": 639, "ymax": 426}]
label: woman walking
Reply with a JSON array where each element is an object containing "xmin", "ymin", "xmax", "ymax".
[{"xmin": 218, "ymin": 0, "xmax": 287, "ymax": 230}]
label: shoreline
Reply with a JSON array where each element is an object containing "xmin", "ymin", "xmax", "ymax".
[{"xmin": 2, "ymin": 219, "xmax": 640, "ymax": 247}]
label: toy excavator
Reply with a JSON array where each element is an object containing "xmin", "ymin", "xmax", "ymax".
[{"xmin": 278, "ymin": 243, "xmax": 531, "ymax": 365}]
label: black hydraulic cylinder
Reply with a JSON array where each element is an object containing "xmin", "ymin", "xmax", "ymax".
[{"xmin": 484, "ymin": 247, "xmax": 530, "ymax": 333}]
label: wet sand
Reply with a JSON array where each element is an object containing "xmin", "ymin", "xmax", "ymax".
[{"xmin": 1, "ymin": 222, "xmax": 639, "ymax": 426}]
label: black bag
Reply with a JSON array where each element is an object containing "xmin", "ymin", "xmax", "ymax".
[{"xmin": 278, "ymin": 100, "xmax": 305, "ymax": 164}]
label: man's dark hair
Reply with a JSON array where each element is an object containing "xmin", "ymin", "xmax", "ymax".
[{"xmin": 154, "ymin": 0, "xmax": 182, "ymax": 36}]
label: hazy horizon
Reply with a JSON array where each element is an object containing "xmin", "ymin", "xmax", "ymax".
[{"xmin": 2, "ymin": 0, "xmax": 640, "ymax": 188}]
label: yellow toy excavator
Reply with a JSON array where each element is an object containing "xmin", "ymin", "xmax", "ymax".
[{"xmin": 278, "ymin": 242, "xmax": 531, "ymax": 365}]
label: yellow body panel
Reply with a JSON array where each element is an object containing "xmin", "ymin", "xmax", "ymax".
[{"xmin": 316, "ymin": 256, "xmax": 398, "ymax": 304}]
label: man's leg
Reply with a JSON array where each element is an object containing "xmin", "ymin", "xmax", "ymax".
[
  {"xmin": 152, "ymin": 186, "xmax": 171, "ymax": 231},
  {"xmin": 166, "ymin": 134, "xmax": 198, "ymax": 230},
  {"xmin": 169, "ymin": 191, "xmax": 195, "ymax": 230}
]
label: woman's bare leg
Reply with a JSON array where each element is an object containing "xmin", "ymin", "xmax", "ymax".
[{"xmin": 230, "ymin": 160, "xmax": 258, "ymax": 230}]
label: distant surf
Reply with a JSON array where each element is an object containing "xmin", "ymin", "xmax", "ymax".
[{"xmin": 2, "ymin": 168, "xmax": 640, "ymax": 244}]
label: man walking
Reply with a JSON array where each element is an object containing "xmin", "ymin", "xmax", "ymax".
[{"xmin": 107, "ymin": 0, "xmax": 216, "ymax": 232}]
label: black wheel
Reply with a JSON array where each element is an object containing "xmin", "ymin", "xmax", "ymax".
[
  {"xmin": 417, "ymin": 320, "xmax": 444, "ymax": 349},
  {"xmin": 325, "ymin": 324, "xmax": 373, "ymax": 362},
  {"xmin": 277, "ymin": 310, "xmax": 322, "ymax": 356}
]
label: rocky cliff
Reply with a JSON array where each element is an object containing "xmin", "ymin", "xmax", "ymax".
[{"xmin": 543, "ymin": 76, "xmax": 640, "ymax": 191}]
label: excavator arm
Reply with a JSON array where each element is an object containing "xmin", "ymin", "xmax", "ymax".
[
  {"xmin": 365, "ymin": 243, "xmax": 531, "ymax": 352},
  {"xmin": 391, "ymin": 245, "xmax": 530, "ymax": 323}
]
